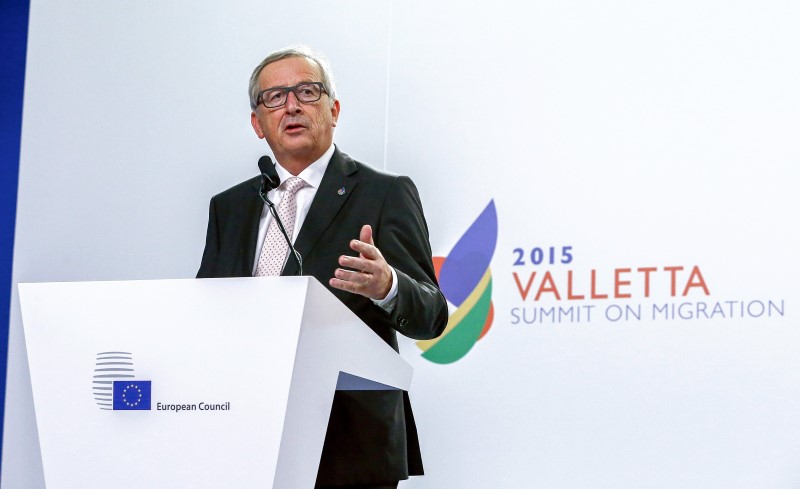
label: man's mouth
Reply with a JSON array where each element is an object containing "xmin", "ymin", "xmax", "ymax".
[{"xmin": 284, "ymin": 122, "xmax": 306, "ymax": 133}]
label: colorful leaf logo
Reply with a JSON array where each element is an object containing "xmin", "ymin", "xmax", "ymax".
[{"xmin": 417, "ymin": 200, "xmax": 497, "ymax": 364}]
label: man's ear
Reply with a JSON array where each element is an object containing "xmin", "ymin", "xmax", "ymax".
[
  {"xmin": 251, "ymin": 111, "xmax": 265, "ymax": 139},
  {"xmin": 331, "ymin": 99, "xmax": 340, "ymax": 127}
]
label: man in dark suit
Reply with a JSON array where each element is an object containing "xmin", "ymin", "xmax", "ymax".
[{"xmin": 197, "ymin": 45, "xmax": 447, "ymax": 488}]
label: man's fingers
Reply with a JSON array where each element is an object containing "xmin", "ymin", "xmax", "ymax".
[
  {"xmin": 330, "ymin": 224, "xmax": 391, "ymax": 300},
  {"xmin": 330, "ymin": 268, "xmax": 371, "ymax": 293},
  {"xmin": 330, "ymin": 277, "xmax": 359, "ymax": 293},
  {"xmin": 360, "ymin": 224, "xmax": 373, "ymax": 245},
  {"xmin": 333, "ymin": 267, "xmax": 367, "ymax": 284},
  {"xmin": 339, "ymin": 254, "xmax": 380, "ymax": 274},
  {"xmin": 349, "ymin": 239, "xmax": 380, "ymax": 260}
]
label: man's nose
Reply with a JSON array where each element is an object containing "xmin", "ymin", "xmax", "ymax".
[{"xmin": 284, "ymin": 91, "xmax": 302, "ymax": 113}]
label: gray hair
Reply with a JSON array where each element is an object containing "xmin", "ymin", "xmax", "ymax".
[{"xmin": 248, "ymin": 44, "xmax": 337, "ymax": 110}]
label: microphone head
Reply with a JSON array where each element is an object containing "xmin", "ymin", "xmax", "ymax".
[{"xmin": 258, "ymin": 155, "xmax": 280, "ymax": 191}]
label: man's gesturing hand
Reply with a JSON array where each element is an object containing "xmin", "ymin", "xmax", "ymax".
[{"xmin": 329, "ymin": 224, "xmax": 393, "ymax": 300}]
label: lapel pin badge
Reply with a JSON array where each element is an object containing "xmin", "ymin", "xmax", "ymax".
[{"xmin": 337, "ymin": 187, "xmax": 346, "ymax": 196}]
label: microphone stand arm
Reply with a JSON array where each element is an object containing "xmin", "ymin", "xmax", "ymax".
[{"xmin": 259, "ymin": 188, "xmax": 304, "ymax": 276}]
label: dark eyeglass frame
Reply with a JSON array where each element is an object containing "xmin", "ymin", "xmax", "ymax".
[{"xmin": 256, "ymin": 82, "xmax": 328, "ymax": 109}]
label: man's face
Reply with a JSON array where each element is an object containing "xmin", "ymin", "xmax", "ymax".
[{"xmin": 250, "ymin": 56, "xmax": 340, "ymax": 169}]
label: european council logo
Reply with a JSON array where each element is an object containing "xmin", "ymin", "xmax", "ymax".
[
  {"xmin": 113, "ymin": 381, "xmax": 152, "ymax": 410},
  {"xmin": 92, "ymin": 351, "xmax": 152, "ymax": 411},
  {"xmin": 417, "ymin": 200, "xmax": 498, "ymax": 364}
]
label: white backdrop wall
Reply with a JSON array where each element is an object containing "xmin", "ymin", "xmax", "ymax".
[
  {"xmin": 390, "ymin": 2, "xmax": 800, "ymax": 488},
  {"xmin": 4, "ymin": 0, "xmax": 800, "ymax": 487}
]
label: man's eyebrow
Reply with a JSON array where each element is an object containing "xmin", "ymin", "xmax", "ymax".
[{"xmin": 262, "ymin": 80, "xmax": 317, "ymax": 91}]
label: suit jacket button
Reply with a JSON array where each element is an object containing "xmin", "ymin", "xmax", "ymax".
[{"xmin": 398, "ymin": 316, "xmax": 408, "ymax": 327}]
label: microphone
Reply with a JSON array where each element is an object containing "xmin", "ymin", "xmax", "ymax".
[
  {"xmin": 258, "ymin": 155, "xmax": 281, "ymax": 194},
  {"xmin": 256, "ymin": 155, "xmax": 303, "ymax": 276}
]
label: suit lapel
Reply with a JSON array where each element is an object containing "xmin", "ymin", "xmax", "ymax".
[
  {"xmin": 243, "ymin": 178, "xmax": 266, "ymax": 276},
  {"xmin": 282, "ymin": 148, "xmax": 358, "ymax": 276}
]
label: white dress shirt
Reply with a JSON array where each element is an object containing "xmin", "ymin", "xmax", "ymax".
[{"xmin": 252, "ymin": 144, "xmax": 398, "ymax": 310}]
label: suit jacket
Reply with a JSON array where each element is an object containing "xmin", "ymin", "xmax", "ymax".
[{"xmin": 197, "ymin": 147, "xmax": 448, "ymax": 485}]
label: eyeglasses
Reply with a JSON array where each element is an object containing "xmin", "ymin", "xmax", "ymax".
[{"xmin": 256, "ymin": 82, "xmax": 327, "ymax": 109}]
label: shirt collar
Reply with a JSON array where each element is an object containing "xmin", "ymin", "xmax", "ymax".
[{"xmin": 274, "ymin": 144, "xmax": 335, "ymax": 190}]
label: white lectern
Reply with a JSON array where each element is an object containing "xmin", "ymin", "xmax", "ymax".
[{"xmin": 18, "ymin": 277, "xmax": 413, "ymax": 489}]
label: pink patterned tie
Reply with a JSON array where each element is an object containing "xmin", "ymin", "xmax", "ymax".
[{"xmin": 255, "ymin": 176, "xmax": 308, "ymax": 276}]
